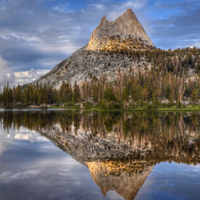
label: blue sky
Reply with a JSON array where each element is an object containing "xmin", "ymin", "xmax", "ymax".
[{"xmin": 0, "ymin": 0, "xmax": 200, "ymax": 87}]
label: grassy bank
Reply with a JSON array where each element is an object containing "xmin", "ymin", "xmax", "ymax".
[
  {"xmin": 157, "ymin": 106, "xmax": 200, "ymax": 111},
  {"xmin": 48, "ymin": 105, "xmax": 200, "ymax": 111}
]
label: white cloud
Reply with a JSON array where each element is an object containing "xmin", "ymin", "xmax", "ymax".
[
  {"xmin": 0, "ymin": 56, "xmax": 8, "ymax": 85},
  {"xmin": 13, "ymin": 132, "xmax": 48, "ymax": 143},
  {"xmin": 0, "ymin": 55, "xmax": 16, "ymax": 89},
  {"xmin": 14, "ymin": 69, "xmax": 49, "ymax": 85},
  {"xmin": 0, "ymin": 126, "xmax": 9, "ymax": 157},
  {"xmin": 52, "ymin": 3, "xmax": 72, "ymax": 13},
  {"xmin": 107, "ymin": 190, "xmax": 124, "ymax": 200},
  {"xmin": 0, "ymin": 169, "xmax": 41, "ymax": 179},
  {"xmin": 28, "ymin": 68, "xmax": 38, "ymax": 79},
  {"xmin": 122, "ymin": 0, "xmax": 147, "ymax": 10},
  {"xmin": 98, "ymin": 0, "xmax": 153, "ymax": 37},
  {"xmin": 107, "ymin": 0, "xmax": 147, "ymax": 21},
  {"xmin": 192, "ymin": 42, "xmax": 200, "ymax": 48}
]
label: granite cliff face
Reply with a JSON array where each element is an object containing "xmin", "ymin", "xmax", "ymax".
[
  {"xmin": 33, "ymin": 9, "xmax": 154, "ymax": 88},
  {"xmin": 87, "ymin": 9, "xmax": 154, "ymax": 51},
  {"xmin": 33, "ymin": 46, "xmax": 151, "ymax": 88}
]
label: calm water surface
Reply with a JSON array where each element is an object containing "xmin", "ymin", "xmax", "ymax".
[{"xmin": 0, "ymin": 110, "xmax": 200, "ymax": 200}]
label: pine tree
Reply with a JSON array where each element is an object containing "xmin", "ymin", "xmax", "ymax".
[
  {"xmin": 93, "ymin": 84, "xmax": 98, "ymax": 102},
  {"xmin": 73, "ymin": 81, "xmax": 80, "ymax": 103}
]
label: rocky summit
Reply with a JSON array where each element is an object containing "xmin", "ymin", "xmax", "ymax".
[
  {"xmin": 33, "ymin": 9, "xmax": 154, "ymax": 89},
  {"xmin": 87, "ymin": 9, "xmax": 154, "ymax": 51}
]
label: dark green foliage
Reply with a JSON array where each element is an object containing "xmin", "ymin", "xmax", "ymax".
[
  {"xmin": 104, "ymin": 87, "xmax": 117, "ymax": 102},
  {"xmin": 93, "ymin": 84, "xmax": 98, "ymax": 102},
  {"xmin": 83, "ymin": 101, "xmax": 93, "ymax": 109},
  {"xmin": 104, "ymin": 112, "xmax": 121, "ymax": 132},
  {"xmin": 176, "ymin": 101, "xmax": 182, "ymax": 109},
  {"xmin": 60, "ymin": 81, "xmax": 73, "ymax": 103},
  {"xmin": 98, "ymin": 99, "xmax": 107, "ymax": 110},
  {"xmin": 122, "ymin": 86, "xmax": 129, "ymax": 101},
  {"xmin": 74, "ymin": 104, "xmax": 80, "ymax": 109},
  {"xmin": 73, "ymin": 81, "xmax": 81, "ymax": 103},
  {"xmin": 145, "ymin": 103, "xmax": 159, "ymax": 110},
  {"xmin": 65, "ymin": 102, "xmax": 75, "ymax": 108}
]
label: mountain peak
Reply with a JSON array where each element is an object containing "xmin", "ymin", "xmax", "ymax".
[
  {"xmin": 123, "ymin": 8, "xmax": 136, "ymax": 17},
  {"xmin": 100, "ymin": 15, "xmax": 106, "ymax": 22},
  {"xmin": 87, "ymin": 9, "xmax": 154, "ymax": 51}
]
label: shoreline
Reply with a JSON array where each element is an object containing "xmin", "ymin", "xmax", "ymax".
[{"xmin": 1, "ymin": 106, "xmax": 200, "ymax": 112}]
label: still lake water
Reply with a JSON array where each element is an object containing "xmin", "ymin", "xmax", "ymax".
[{"xmin": 0, "ymin": 109, "xmax": 200, "ymax": 200}]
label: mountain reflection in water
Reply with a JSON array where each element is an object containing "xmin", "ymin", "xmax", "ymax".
[{"xmin": 1, "ymin": 111, "xmax": 200, "ymax": 200}]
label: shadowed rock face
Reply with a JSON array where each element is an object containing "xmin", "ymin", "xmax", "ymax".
[{"xmin": 87, "ymin": 9, "xmax": 154, "ymax": 51}]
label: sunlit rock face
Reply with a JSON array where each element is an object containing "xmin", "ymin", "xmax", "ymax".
[
  {"xmin": 87, "ymin": 160, "xmax": 155, "ymax": 200},
  {"xmin": 87, "ymin": 9, "xmax": 154, "ymax": 51}
]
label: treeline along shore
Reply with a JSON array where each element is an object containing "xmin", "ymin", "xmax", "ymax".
[{"xmin": 1, "ymin": 47, "xmax": 200, "ymax": 110}]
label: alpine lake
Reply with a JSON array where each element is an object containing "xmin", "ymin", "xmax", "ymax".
[{"xmin": 0, "ymin": 109, "xmax": 200, "ymax": 200}]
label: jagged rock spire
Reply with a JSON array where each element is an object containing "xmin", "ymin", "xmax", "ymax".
[{"xmin": 87, "ymin": 9, "xmax": 154, "ymax": 51}]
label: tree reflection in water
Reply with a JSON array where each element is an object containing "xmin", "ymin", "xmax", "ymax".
[{"xmin": 1, "ymin": 111, "xmax": 200, "ymax": 200}]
